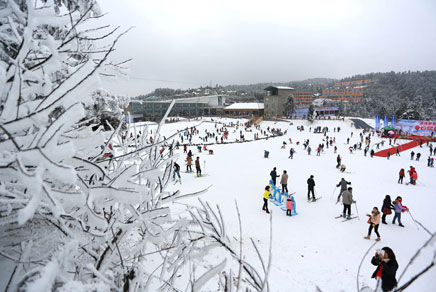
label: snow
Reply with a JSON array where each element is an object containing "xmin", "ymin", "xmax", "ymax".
[
  {"xmin": 140, "ymin": 117, "xmax": 436, "ymax": 291},
  {"xmin": 224, "ymin": 103, "xmax": 264, "ymax": 110}
]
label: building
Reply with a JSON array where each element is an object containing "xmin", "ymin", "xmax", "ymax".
[
  {"xmin": 293, "ymin": 91, "xmax": 315, "ymax": 107},
  {"xmin": 320, "ymin": 87, "xmax": 364, "ymax": 102},
  {"xmin": 293, "ymin": 106, "xmax": 340, "ymax": 118},
  {"xmin": 334, "ymin": 79, "xmax": 372, "ymax": 88},
  {"xmin": 224, "ymin": 103, "xmax": 264, "ymax": 117},
  {"xmin": 264, "ymin": 86, "xmax": 294, "ymax": 118},
  {"xmin": 127, "ymin": 95, "xmax": 227, "ymax": 122}
]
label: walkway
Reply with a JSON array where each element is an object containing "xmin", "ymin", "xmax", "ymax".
[
  {"xmin": 350, "ymin": 118, "xmax": 373, "ymax": 129},
  {"xmin": 374, "ymin": 140, "xmax": 420, "ymax": 157}
]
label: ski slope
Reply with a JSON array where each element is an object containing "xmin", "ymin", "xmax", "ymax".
[{"xmin": 140, "ymin": 117, "xmax": 436, "ymax": 291}]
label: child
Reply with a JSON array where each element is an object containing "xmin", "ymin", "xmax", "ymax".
[
  {"xmin": 286, "ymin": 196, "xmax": 294, "ymax": 216},
  {"xmin": 262, "ymin": 186, "xmax": 271, "ymax": 214},
  {"xmin": 364, "ymin": 207, "xmax": 381, "ymax": 241},
  {"xmin": 398, "ymin": 168, "xmax": 405, "ymax": 184},
  {"xmin": 392, "ymin": 196, "xmax": 408, "ymax": 227},
  {"xmin": 340, "ymin": 164, "xmax": 346, "ymax": 173}
]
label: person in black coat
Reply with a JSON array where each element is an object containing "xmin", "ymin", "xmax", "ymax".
[
  {"xmin": 381, "ymin": 195, "xmax": 394, "ymax": 224},
  {"xmin": 371, "ymin": 247, "xmax": 398, "ymax": 292},
  {"xmin": 270, "ymin": 167, "xmax": 280, "ymax": 187},
  {"xmin": 307, "ymin": 175, "xmax": 316, "ymax": 201}
]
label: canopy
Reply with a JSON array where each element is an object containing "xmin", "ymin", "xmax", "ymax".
[{"xmin": 382, "ymin": 126, "xmax": 395, "ymax": 130}]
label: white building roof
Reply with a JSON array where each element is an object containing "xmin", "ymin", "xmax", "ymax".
[
  {"xmin": 224, "ymin": 103, "xmax": 264, "ymax": 110},
  {"xmin": 274, "ymin": 86, "xmax": 294, "ymax": 90}
]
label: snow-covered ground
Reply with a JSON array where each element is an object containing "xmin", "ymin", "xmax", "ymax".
[{"xmin": 140, "ymin": 117, "xmax": 436, "ymax": 291}]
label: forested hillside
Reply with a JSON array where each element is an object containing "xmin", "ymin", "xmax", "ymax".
[{"xmin": 343, "ymin": 71, "xmax": 436, "ymax": 120}]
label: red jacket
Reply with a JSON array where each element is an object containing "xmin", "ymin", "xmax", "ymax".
[{"xmin": 399, "ymin": 169, "xmax": 405, "ymax": 177}]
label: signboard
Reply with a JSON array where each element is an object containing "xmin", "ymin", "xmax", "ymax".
[
  {"xmin": 391, "ymin": 116, "xmax": 396, "ymax": 128},
  {"xmin": 384, "ymin": 115, "xmax": 389, "ymax": 127},
  {"xmin": 375, "ymin": 115, "xmax": 380, "ymax": 130},
  {"xmin": 396, "ymin": 120, "xmax": 436, "ymax": 136}
]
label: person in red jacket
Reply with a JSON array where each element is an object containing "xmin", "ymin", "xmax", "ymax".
[
  {"xmin": 398, "ymin": 168, "xmax": 405, "ymax": 184},
  {"xmin": 407, "ymin": 166, "xmax": 415, "ymax": 184},
  {"xmin": 412, "ymin": 171, "xmax": 418, "ymax": 185}
]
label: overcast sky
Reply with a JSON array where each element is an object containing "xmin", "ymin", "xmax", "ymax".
[{"xmin": 98, "ymin": 0, "xmax": 436, "ymax": 96}]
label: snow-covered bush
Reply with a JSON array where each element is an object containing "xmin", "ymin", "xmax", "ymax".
[
  {"xmin": 85, "ymin": 88, "xmax": 130, "ymax": 130},
  {"xmin": 0, "ymin": 1, "xmax": 269, "ymax": 291}
]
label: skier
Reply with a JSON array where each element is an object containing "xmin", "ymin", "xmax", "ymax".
[
  {"xmin": 270, "ymin": 167, "xmax": 280, "ymax": 187},
  {"xmin": 307, "ymin": 175, "xmax": 316, "ymax": 201},
  {"xmin": 396, "ymin": 148, "xmax": 400, "ymax": 156},
  {"xmin": 381, "ymin": 195, "xmax": 394, "ymax": 224},
  {"xmin": 341, "ymin": 187, "xmax": 355, "ymax": 219},
  {"xmin": 336, "ymin": 178, "xmax": 351, "ymax": 203},
  {"xmin": 173, "ymin": 162, "xmax": 181, "ymax": 181},
  {"xmin": 387, "ymin": 152, "xmax": 391, "ymax": 160},
  {"xmin": 370, "ymin": 247, "xmax": 398, "ymax": 292},
  {"xmin": 195, "ymin": 157, "xmax": 202, "ymax": 177},
  {"xmin": 340, "ymin": 164, "xmax": 346, "ymax": 172},
  {"xmin": 410, "ymin": 151, "xmax": 415, "ymax": 160},
  {"xmin": 307, "ymin": 146, "xmax": 312, "ymax": 155},
  {"xmin": 370, "ymin": 149, "xmax": 375, "ymax": 157},
  {"xmin": 336, "ymin": 154, "xmax": 341, "ymax": 168},
  {"xmin": 398, "ymin": 168, "xmax": 405, "ymax": 184},
  {"xmin": 188, "ymin": 149, "xmax": 193, "ymax": 158},
  {"xmin": 262, "ymin": 185, "xmax": 271, "ymax": 214},
  {"xmin": 364, "ymin": 207, "xmax": 381, "ymax": 241},
  {"xmin": 280, "ymin": 170, "xmax": 288, "ymax": 194},
  {"xmin": 334, "ymin": 145, "xmax": 337, "ymax": 153},
  {"xmin": 392, "ymin": 196, "xmax": 408, "ymax": 227},
  {"xmin": 416, "ymin": 152, "xmax": 421, "ymax": 161}
]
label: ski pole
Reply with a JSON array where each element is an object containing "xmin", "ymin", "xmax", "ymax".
[
  {"xmin": 407, "ymin": 210, "xmax": 420, "ymax": 231},
  {"xmin": 330, "ymin": 185, "xmax": 337, "ymax": 201},
  {"xmin": 354, "ymin": 201, "xmax": 360, "ymax": 219}
]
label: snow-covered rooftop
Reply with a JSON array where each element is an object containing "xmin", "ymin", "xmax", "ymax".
[
  {"xmin": 224, "ymin": 103, "xmax": 264, "ymax": 110},
  {"xmin": 265, "ymin": 86, "xmax": 294, "ymax": 90}
]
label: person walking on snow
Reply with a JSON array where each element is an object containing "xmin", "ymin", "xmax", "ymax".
[
  {"xmin": 195, "ymin": 157, "xmax": 202, "ymax": 177},
  {"xmin": 270, "ymin": 167, "xmax": 280, "ymax": 186},
  {"xmin": 381, "ymin": 195, "xmax": 394, "ymax": 224},
  {"xmin": 392, "ymin": 196, "xmax": 408, "ymax": 227},
  {"xmin": 370, "ymin": 247, "xmax": 398, "ymax": 292},
  {"xmin": 289, "ymin": 148, "xmax": 295, "ymax": 159},
  {"xmin": 307, "ymin": 175, "xmax": 316, "ymax": 201},
  {"xmin": 336, "ymin": 178, "xmax": 351, "ymax": 203},
  {"xmin": 186, "ymin": 155, "xmax": 193, "ymax": 172},
  {"xmin": 398, "ymin": 168, "xmax": 405, "ymax": 184},
  {"xmin": 280, "ymin": 170, "xmax": 289, "ymax": 194},
  {"xmin": 262, "ymin": 186, "xmax": 271, "ymax": 214},
  {"xmin": 341, "ymin": 187, "xmax": 355, "ymax": 219},
  {"xmin": 364, "ymin": 207, "xmax": 381, "ymax": 241}
]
